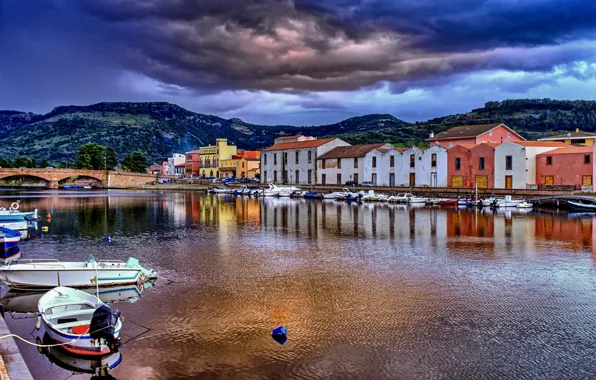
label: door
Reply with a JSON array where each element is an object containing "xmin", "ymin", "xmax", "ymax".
[
  {"xmin": 371, "ymin": 173, "xmax": 377, "ymax": 185},
  {"xmin": 431, "ymin": 172, "xmax": 437, "ymax": 187},
  {"xmin": 475, "ymin": 175, "xmax": 489, "ymax": 189},
  {"xmin": 545, "ymin": 175, "xmax": 554, "ymax": 185},
  {"xmin": 505, "ymin": 175, "xmax": 513, "ymax": 189},
  {"xmin": 583, "ymin": 175, "xmax": 592, "ymax": 186},
  {"xmin": 322, "ymin": 174, "xmax": 326, "ymax": 185},
  {"xmin": 389, "ymin": 173, "xmax": 395, "ymax": 187},
  {"xmin": 409, "ymin": 173, "xmax": 415, "ymax": 186},
  {"xmin": 451, "ymin": 175, "xmax": 463, "ymax": 188}
]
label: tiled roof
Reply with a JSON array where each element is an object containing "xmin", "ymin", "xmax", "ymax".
[
  {"xmin": 394, "ymin": 147, "xmax": 408, "ymax": 152},
  {"xmin": 538, "ymin": 131, "xmax": 596, "ymax": 140},
  {"xmin": 317, "ymin": 144, "xmax": 388, "ymax": 159},
  {"xmin": 458, "ymin": 144, "xmax": 477, "ymax": 150},
  {"xmin": 430, "ymin": 123, "xmax": 525, "ymax": 141},
  {"xmin": 536, "ymin": 146, "xmax": 593, "ymax": 155},
  {"xmin": 263, "ymin": 138, "xmax": 337, "ymax": 151},
  {"xmin": 511, "ymin": 141, "xmax": 569, "ymax": 147}
]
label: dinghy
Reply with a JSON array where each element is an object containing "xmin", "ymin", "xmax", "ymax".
[
  {"xmin": 0, "ymin": 227, "xmax": 21, "ymax": 262},
  {"xmin": 0, "ymin": 208, "xmax": 38, "ymax": 222},
  {"xmin": 0, "ymin": 256, "xmax": 156, "ymax": 289},
  {"xmin": 38, "ymin": 286, "xmax": 123, "ymax": 356}
]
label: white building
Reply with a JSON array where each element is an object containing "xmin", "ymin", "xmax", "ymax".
[
  {"xmin": 261, "ymin": 136, "xmax": 350, "ymax": 185},
  {"xmin": 316, "ymin": 144, "xmax": 395, "ymax": 186},
  {"xmin": 394, "ymin": 146, "xmax": 424, "ymax": 186},
  {"xmin": 421, "ymin": 144, "xmax": 448, "ymax": 187},
  {"xmin": 494, "ymin": 141, "xmax": 568, "ymax": 189},
  {"xmin": 167, "ymin": 153, "xmax": 185, "ymax": 176}
]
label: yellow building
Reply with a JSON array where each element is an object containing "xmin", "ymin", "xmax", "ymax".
[
  {"xmin": 199, "ymin": 138, "xmax": 237, "ymax": 177},
  {"xmin": 538, "ymin": 129, "xmax": 596, "ymax": 146},
  {"xmin": 219, "ymin": 151, "xmax": 261, "ymax": 178}
]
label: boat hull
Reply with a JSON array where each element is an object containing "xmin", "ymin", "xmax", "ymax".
[
  {"xmin": 0, "ymin": 210, "xmax": 37, "ymax": 222},
  {"xmin": 0, "ymin": 268, "xmax": 142, "ymax": 289},
  {"xmin": 42, "ymin": 318, "xmax": 122, "ymax": 357}
]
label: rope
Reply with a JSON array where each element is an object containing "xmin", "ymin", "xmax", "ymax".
[{"xmin": 0, "ymin": 324, "xmax": 118, "ymax": 348}]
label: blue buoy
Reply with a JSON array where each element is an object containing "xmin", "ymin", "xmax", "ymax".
[
  {"xmin": 272, "ymin": 325, "xmax": 287, "ymax": 345},
  {"xmin": 106, "ymin": 236, "xmax": 112, "ymax": 244}
]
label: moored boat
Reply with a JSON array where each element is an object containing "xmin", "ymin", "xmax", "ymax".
[
  {"xmin": 440, "ymin": 199, "xmax": 458, "ymax": 207},
  {"xmin": 568, "ymin": 200, "xmax": 596, "ymax": 210},
  {"xmin": 516, "ymin": 201, "xmax": 533, "ymax": 209},
  {"xmin": 38, "ymin": 286, "xmax": 123, "ymax": 356},
  {"xmin": 0, "ymin": 227, "xmax": 21, "ymax": 262},
  {"xmin": 0, "ymin": 256, "xmax": 156, "ymax": 289},
  {"xmin": 0, "ymin": 207, "xmax": 38, "ymax": 222}
]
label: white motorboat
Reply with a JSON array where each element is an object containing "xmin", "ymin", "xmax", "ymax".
[
  {"xmin": 208, "ymin": 186, "xmax": 232, "ymax": 194},
  {"xmin": 377, "ymin": 194, "xmax": 389, "ymax": 202},
  {"xmin": 516, "ymin": 201, "xmax": 533, "ymax": 209},
  {"xmin": 388, "ymin": 193, "xmax": 409, "ymax": 203},
  {"xmin": 407, "ymin": 195, "xmax": 427, "ymax": 204},
  {"xmin": 0, "ymin": 256, "xmax": 156, "ymax": 289},
  {"xmin": 568, "ymin": 200, "xmax": 596, "ymax": 210},
  {"xmin": 361, "ymin": 190, "xmax": 380, "ymax": 202},
  {"xmin": 263, "ymin": 184, "xmax": 300, "ymax": 197},
  {"xmin": 0, "ymin": 205, "xmax": 38, "ymax": 222},
  {"xmin": 38, "ymin": 286, "xmax": 123, "ymax": 356},
  {"xmin": 495, "ymin": 195, "xmax": 524, "ymax": 208}
]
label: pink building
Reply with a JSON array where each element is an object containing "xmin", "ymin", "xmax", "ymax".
[
  {"xmin": 447, "ymin": 143, "xmax": 499, "ymax": 188},
  {"xmin": 429, "ymin": 123, "xmax": 525, "ymax": 148},
  {"xmin": 536, "ymin": 146, "xmax": 593, "ymax": 188}
]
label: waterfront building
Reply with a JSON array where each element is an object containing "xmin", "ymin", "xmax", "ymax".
[
  {"xmin": 494, "ymin": 141, "xmax": 568, "ymax": 189},
  {"xmin": 428, "ymin": 123, "xmax": 525, "ymax": 148},
  {"xmin": 218, "ymin": 150, "xmax": 261, "ymax": 178},
  {"xmin": 536, "ymin": 146, "xmax": 593, "ymax": 189},
  {"xmin": 537, "ymin": 129, "xmax": 596, "ymax": 146},
  {"xmin": 148, "ymin": 164, "xmax": 162, "ymax": 175},
  {"xmin": 261, "ymin": 137, "xmax": 349, "ymax": 184},
  {"xmin": 448, "ymin": 143, "xmax": 499, "ymax": 188},
  {"xmin": 174, "ymin": 163, "xmax": 185, "ymax": 177},
  {"xmin": 185, "ymin": 150, "xmax": 200, "ymax": 177},
  {"xmin": 418, "ymin": 144, "xmax": 448, "ymax": 187},
  {"xmin": 395, "ymin": 146, "xmax": 425, "ymax": 186},
  {"xmin": 167, "ymin": 153, "xmax": 185, "ymax": 176},
  {"xmin": 316, "ymin": 143, "xmax": 395, "ymax": 186},
  {"xmin": 199, "ymin": 138, "xmax": 237, "ymax": 178}
]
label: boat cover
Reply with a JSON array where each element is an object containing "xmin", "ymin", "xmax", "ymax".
[{"xmin": 90, "ymin": 305, "xmax": 121, "ymax": 352}]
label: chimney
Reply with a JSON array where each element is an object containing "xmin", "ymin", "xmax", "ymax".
[
  {"xmin": 576, "ymin": 128, "xmax": 580, "ymax": 133},
  {"xmin": 429, "ymin": 132, "xmax": 435, "ymax": 139}
]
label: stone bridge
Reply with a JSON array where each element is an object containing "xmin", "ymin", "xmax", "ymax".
[{"xmin": 0, "ymin": 168, "xmax": 157, "ymax": 188}]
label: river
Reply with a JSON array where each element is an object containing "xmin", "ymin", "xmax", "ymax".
[{"xmin": 2, "ymin": 189, "xmax": 596, "ymax": 379}]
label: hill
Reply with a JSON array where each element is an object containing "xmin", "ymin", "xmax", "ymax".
[{"xmin": 2, "ymin": 98, "xmax": 596, "ymax": 163}]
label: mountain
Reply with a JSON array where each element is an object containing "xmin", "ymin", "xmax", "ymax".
[
  {"xmin": 2, "ymin": 98, "xmax": 596, "ymax": 163},
  {"xmin": 0, "ymin": 102, "xmax": 410, "ymax": 163}
]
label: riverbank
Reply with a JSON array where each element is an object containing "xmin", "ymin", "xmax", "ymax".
[{"xmin": 0, "ymin": 314, "xmax": 33, "ymax": 380}]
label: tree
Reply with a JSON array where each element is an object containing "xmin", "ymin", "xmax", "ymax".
[
  {"xmin": 14, "ymin": 157, "xmax": 29, "ymax": 168},
  {"xmin": 121, "ymin": 151, "xmax": 147, "ymax": 173},
  {"xmin": 75, "ymin": 153, "xmax": 93, "ymax": 170},
  {"xmin": 58, "ymin": 161, "xmax": 70, "ymax": 169},
  {"xmin": 39, "ymin": 159, "xmax": 49, "ymax": 168},
  {"xmin": 105, "ymin": 146, "xmax": 117, "ymax": 171},
  {"xmin": 75, "ymin": 142, "xmax": 106, "ymax": 170},
  {"xmin": 28, "ymin": 158, "xmax": 36, "ymax": 168},
  {"xmin": 0, "ymin": 158, "xmax": 13, "ymax": 168}
]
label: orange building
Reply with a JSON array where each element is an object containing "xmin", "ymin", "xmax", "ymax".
[
  {"xmin": 448, "ymin": 143, "xmax": 500, "ymax": 188},
  {"xmin": 429, "ymin": 123, "xmax": 524, "ymax": 148},
  {"xmin": 536, "ymin": 146, "xmax": 593, "ymax": 188},
  {"xmin": 185, "ymin": 150, "xmax": 200, "ymax": 177}
]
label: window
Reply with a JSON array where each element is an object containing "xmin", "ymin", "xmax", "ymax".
[
  {"xmin": 337, "ymin": 173, "xmax": 342, "ymax": 185},
  {"xmin": 274, "ymin": 153, "xmax": 277, "ymax": 165},
  {"xmin": 354, "ymin": 158, "xmax": 358, "ymax": 168},
  {"xmin": 354, "ymin": 173, "xmax": 358, "ymax": 184},
  {"xmin": 295, "ymin": 151, "xmax": 299, "ymax": 164},
  {"xmin": 585, "ymin": 155, "xmax": 591, "ymax": 164},
  {"xmin": 264, "ymin": 154, "xmax": 267, "ymax": 165},
  {"xmin": 431, "ymin": 154, "xmax": 437, "ymax": 167},
  {"xmin": 479, "ymin": 157, "xmax": 485, "ymax": 170},
  {"xmin": 264, "ymin": 171, "xmax": 267, "ymax": 181},
  {"xmin": 322, "ymin": 159, "xmax": 326, "ymax": 167},
  {"xmin": 505, "ymin": 155, "xmax": 513, "ymax": 170},
  {"xmin": 337, "ymin": 159, "xmax": 342, "ymax": 169},
  {"xmin": 283, "ymin": 170, "xmax": 288, "ymax": 182},
  {"xmin": 274, "ymin": 170, "xmax": 278, "ymax": 182},
  {"xmin": 295, "ymin": 170, "xmax": 299, "ymax": 183},
  {"xmin": 308, "ymin": 150, "xmax": 312, "ymax": 163},
  {"xmin": 546, "ymin": 156, "xmax": 553, "ymax": 165},
  {"xmin": 322, "ymin": 174, "xmax": 326, "ymax": 185},
  {"xmin": 283, "ymin": 152, "xmax": 288, "ymax": 164},
  {"xmin": 507, "ymin": 132, "xmax": 511, "ymax": 138},
  {"xmin": 390, "ymin": 155, "xmax": 395, "ymax": 167},
  {"xmin": 455, "ymin": 157, "xmax": 461, "ymax": 171},
  {"xmin": 410, "ymin": 154, "xmax": 415, "ymax": 168},
  {"xmin": 307, "ymin": 169, "xmax": 312, "ymax": 184},
  {"xmin": 372, "ymin": 157, "xmax": 377, "ymax": 168}
]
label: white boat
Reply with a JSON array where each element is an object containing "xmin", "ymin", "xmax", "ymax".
[
  {"xmin": 568, "ymin": 200, "xmax": 596, "ymax": 210},
  {"xmin": 377, "ymin": 194, "xmax": 389, "ymax": 202},
  {"xmin": 361, "ymin": 190, "xmax": 380, "ymax": 202},
  {"xmin": 0, "ymin": 227, "xmax": 21, "ymax": 262},
  {"xmin": 38, "ymin": 286, "xmax": 123, "ymax": 356},
  {"xmin": 407, "ymin": 195, "xmax": 427, "ymax": 204},
  {"xmin": 0, "ymin": 208, "xmax": 38, "ymax": 222},
  {"xmin": 263, "ymin": 184, "xmax": 300, "ymax": 197},
  {"xmin": 209, "ymin": 186, "xmax": 233, "ymax": 194},
  {"xmin": 388, "ymin": 193, "xmax": 409, "ymax": 203},
  {"xmin": 516, "ymin": 201, "xmax": 533, "ymax": 209},
  {"xmin": 496, "ymin": 195, "xmax": 524, "ymax": 208},
  {"xmin": 0, "ymin": 256, "xmax": 156, "ymax": 289}
]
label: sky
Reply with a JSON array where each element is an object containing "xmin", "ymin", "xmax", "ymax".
[{"xmin": 2, "ymin": 0, "xmax": 596, "ymax": 125}]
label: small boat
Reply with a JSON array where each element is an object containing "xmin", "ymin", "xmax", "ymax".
[
  {"xmin": 388, "ymin": 193, "xmax": 409, "ymax": 203},
  {"xmin": 440, "ymin": 199, "xmax": 458, "ymax": 207},
  {"xmin": 425, "ymin": 198, "xmax": 442, "ymax": 205},
  {"xmin": 290, "ymin": 190, "xmax": 306, "ymax": 198},
  {"xmin": 568, "ymin": 200, "xmax": 596, "ymax": 210},
  {"xmin": 0, "ymin": 256, "xmax": 156, "ymax": 289},
  {"xmin": 361, "ymin": 190, "xmax": 380, "ymax": 202},
  {"xmin": 495, "ymin": 195, "xmax": 524, "ymax": 208},
  {"xmin": 407, "ymin": 195, "xmax": 427, "ymax": 204},
  {"xmin": 83, "ymin": 186, "xmax": 93, "ymax": 189},
  {"xmin": 38, "ymin": 332, "xmax": 122, "ymax": 377},
  {"xmin": 303, "ymin": 191, "xmax": 324, "ymax": 199},
  {"xmin": 0, "ymin": 227, "xmax": 21, "ymax": 262},
  {"xmin": 38, "ymin": 286, "xmax": 123, "ymax": 356},
  {"xmin": 0, "ymin": 201, "xmax": 38, "ymax": 221},
  {"xmin": 516, "ymin": 201, "xmax": 533, "ymax": 209},
  {"xmin": 208, "ymin": 186, "xmax": 232, "ymax": 194}
]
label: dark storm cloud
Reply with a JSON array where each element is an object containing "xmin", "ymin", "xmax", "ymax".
[{"xmin": 68, "ymin": 0, "xmax": 596, "ymax": 93}]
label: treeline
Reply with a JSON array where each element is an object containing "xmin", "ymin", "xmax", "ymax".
[
  {"xmin": 478, "ymin": 99, "xmax": 596, "ymax": 112},
  {"xmin": 0, "ymin": 142, "xmax": 148, "ymax": 173}
]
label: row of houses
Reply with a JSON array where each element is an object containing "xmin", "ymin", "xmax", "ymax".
[{"xmin": 260, "ymin": 124, "xmax": 596, "ymax": 190}]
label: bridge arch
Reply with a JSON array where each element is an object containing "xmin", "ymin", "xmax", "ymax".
[{"xmin": 0, "ymin": 174, "xmax": 49, "ymax": 187}]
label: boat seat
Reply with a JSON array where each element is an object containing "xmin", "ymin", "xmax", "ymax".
[
  {"xmin": 71, "ymin": 324, "xmax": 90, "ymax": 334},
  {"xmin": 54, "ymin": 320, "xmax": 93, "ymax": 330}
]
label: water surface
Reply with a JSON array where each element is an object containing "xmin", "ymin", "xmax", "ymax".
[{"xmin": 2, "ymin": 189, "xmax": 596, "ymax": 379}]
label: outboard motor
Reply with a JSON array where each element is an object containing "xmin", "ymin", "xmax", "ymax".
[{"xmin": 90, "ymin": 305, "xmax": 121, "ymax": 353}]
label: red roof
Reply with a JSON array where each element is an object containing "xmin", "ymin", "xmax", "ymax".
[
  {"xmin": 429, "ymin": 123, "xmax": 525, "ymax": 141},
  {"xmin": 264, "ymin": 138, "xmax": 338, "ymax": 151},
  {"xmin": 536, "ymin": 146, "xmax": 593, "ymax": 156},
  {"xmin": 317, "ymin": 144, "xmax": 390, "ymax": 159}
]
